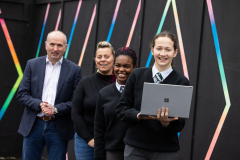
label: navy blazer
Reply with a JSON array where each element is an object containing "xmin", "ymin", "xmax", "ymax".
[{"xmin": 17, "ymin": 56, "xmax": 81, "ymax": 141}]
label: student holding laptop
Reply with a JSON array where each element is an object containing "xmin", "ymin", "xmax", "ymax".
[{"xmin": 116, "ymin": 31, "xmax": 189, "ymax": 160}]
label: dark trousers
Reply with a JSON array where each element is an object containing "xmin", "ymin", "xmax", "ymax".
[
  {"xmin": 22, "ymin": 118, "xmax": 68, "ymax": 160},
  {"xmin": 106, "ymin": 150, "xmax": 124, "ymax": 160},
  {"xmin": 124, "ymin": 144, "xmax": 178, "ymax": 160}
]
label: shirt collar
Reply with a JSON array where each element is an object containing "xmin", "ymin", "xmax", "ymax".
[
  {"xmin": 116, "ymin": 80, "xmax": 125, "ymax": 92},
  {"xmin": 46, "ymin": 56, "xmax": 63, "ymax": 65},
  {"xmin": 152, "ymin": 64, "xmax": 173, "ymax": 80}
]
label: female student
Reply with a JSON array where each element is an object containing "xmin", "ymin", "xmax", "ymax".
[
  {"xmin": 94, "ymin": 47, "xmax": 137, "ymax": 160},
  {"xmin": 116, "ymin": 31, "xmax": 189, "ymax": 160},
  {"xmin": 72, "ymin": 41, "xmax": 116, "ymax": 160}
]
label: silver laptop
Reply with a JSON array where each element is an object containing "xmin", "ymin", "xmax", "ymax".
[{"xmin": 140, "ymin": 82, "xmax": 193, "ymax": 119}]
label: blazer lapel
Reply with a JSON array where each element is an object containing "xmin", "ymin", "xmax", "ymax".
[
  {"xmin": 56, "ymin": 58, "xmax": 70, "ymax": 98},
  {"xmin": 38, "ymin": 56, "xmax": 46, "ymax": 98}
]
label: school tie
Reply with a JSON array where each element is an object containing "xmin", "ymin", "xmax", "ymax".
[
  {"xmin": 155, "ymin": 72, "xmax": 163, "ymax": 83},
  {"xmin": 120, "ymin": 86, "xmax": 125, "ymax": 93}
]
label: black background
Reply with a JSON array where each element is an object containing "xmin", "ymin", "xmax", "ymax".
[{"xmin": 0, "ymin": 0, "xmax": 240, "ymax": 159}]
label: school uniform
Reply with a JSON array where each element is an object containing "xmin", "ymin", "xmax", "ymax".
[
  {"xmin": 116, "ymin": 66, "xmax": 189, "ymax": 160},
  {"xmin": 94, "ymin": 81, "xmax": 128, "ymax": 160}
]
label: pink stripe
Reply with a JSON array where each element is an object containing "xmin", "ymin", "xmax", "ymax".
[
  {"xmin": 75, "ymin": 0, "xmax": 82, "ymax": 22},
  {"xmin": 78, "ymin": 5, "xmax": 97, "ymax": 66},
  {"xmin": 126, "ymin": 0, "xmax": 141, "ymax": 47},
  {"xmin": 0, "ymin": 9, "xmax": 2, "ymax": 14},
  {"xmin": 113, "ymin": 0, "xmax": 121, "ymax": 21},
  {"xmin": 44, "ymin": 4, "xmax": 50, "ymax": 23},
  {"xmin": 55, "ymin": 9, "xmax": 61, "ymax": 30},
  {"xmin": 172, "ymin": 0, "xmax": 189, "ymax": 79}
]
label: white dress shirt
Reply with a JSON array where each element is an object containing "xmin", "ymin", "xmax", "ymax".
[
  {"xmin": 37, "ymin": 56, "xmax": 63, "ymax": 117},
  {"xmin": 152, "ymin": 64, "xmax": 173, "ymax": 83},
  {"xmin": 116, "ymin": 80, "xmax": 125, "ymax": 92}
]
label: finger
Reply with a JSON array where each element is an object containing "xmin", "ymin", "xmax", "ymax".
[
  {"xmin": 169, "ymin": 117, "xmax": 178, "ymax": 121},
  {"xmin": 161, "ymin": 107, "xmax": 165, "ymax": 118},
  {"xmin": 165, "ymin": 108, "xmax": 169, "ymax": 119},
  {"xmin": 157, "ymin": 109, "xmax": 160, "ymax": 119},
  {"xmin": 149, "ymin": 115, "xmax": 157, "ymax": 120}
]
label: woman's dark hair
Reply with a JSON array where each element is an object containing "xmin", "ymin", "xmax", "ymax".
[
  {"xmin": 151, "ymin": 31, "xmax": 178, "ymax": 67},
  {"xmin": 115, "ymin": 47, "xmax": 137, "ymax": 68}
]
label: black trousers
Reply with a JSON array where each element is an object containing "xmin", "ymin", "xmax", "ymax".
[
  {"xmin": 106, "ymin": 150, "xmax": 124, "ymax": 160},
  {"xmin": 124, "ymin": 144, "xmax": 178, "ymax": 160}
]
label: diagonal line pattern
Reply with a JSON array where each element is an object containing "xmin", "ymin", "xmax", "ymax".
[
  {"xmin": 36, "ymin": 3, "xmax": 50, "ymax": 58},
  {"xmin": 126, "ymin": 0, "xmax": 141, "ymax": 47},
  {"xmin": 0, "ymin": 18, "xmax": 23, "ymax": 121},
  {"xmin": 172, "ymin": 0, "xmax": 189, "ymax": 79},
  {"xmin": 64, "ymin": 0, "xmax": 82, "ymax": 59},
  {"xmin": 145, "ymin": 0, "xmax": 172, "ymax": 67},
  {"xmin": 55, "ymin": 9, "xmax": 62, "ymax": 31},
  {"xmin": 106, "ymin": 0, "xmax": 121, "ymax": 42},
  {"xmin": 205, "ymin": 0, "xmax": 231, "ymax": 159},
  {"xmin": 78, "ymin": 4, "xmax": 96, "ymax": 66}
]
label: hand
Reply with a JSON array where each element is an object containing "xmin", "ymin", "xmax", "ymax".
[
  {"xmin": 88, "ymin": 139, "xmax": 94, "ymax": 148},
  {"xmin": 41, "ymin": 102, "xmax": 55, "ymax": 116},
  {"xmin": 149, "ymin": 107, "xmax": 178, "ymax": 126}
]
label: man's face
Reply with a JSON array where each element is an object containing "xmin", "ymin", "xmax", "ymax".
[{"xmin": 45, "ymin": 32, "xmax": 67, "ymax": 65}]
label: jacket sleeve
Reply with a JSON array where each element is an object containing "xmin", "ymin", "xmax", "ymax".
[
  {"xmin": 17, "ymin": 60, "xmax": 42, "ymax": 113},
  {"xmin": 71, "ymin": 79, "xmax": 93, "ymax": 143},
  {"xmin": 55, "ymin": 66, "xmax": 81, "ymax": 116},
  {"xmin": 94, "ymin": 93, "xmax": 106, "ymax": 160},
  {"xmin": 116, "ymin": 71, "xmax": 139, "ymax": 125}
]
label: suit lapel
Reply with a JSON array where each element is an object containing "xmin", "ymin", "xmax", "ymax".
[
  {"xmin": 38, "ymin": 56, "xmax": 46, "ymax": 98},
  {"xmin": 56, "ymin": 58, "xmax": 70, "ymax": 98}
]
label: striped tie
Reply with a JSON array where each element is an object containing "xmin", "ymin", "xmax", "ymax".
[
  {"xmin": 120, "ymin": 86, "xmax": 125, "ymax": 93},
  {"xmin": 155, "ymin": 72, "xmax": 163, "ymax": 83}
]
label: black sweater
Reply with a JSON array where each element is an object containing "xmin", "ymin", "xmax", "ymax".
[
  {"xmin": 116, "ymin": 67, "xmax": 189, "ymax": 152},
  {"xmin": 94, "ymin": 83, "xmax": 128, "ymax": 160},
  {"xmin": 72, "ymin": 72, "xmax": 114, "ymax": 143}
]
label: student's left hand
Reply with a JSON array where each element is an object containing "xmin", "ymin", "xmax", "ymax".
[{"xmin": 149, "ymin": 107, "xmax": 178, "ymax": 126}]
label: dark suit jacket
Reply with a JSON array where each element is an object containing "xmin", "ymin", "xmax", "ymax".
[{"xmin": 17, "ymin": 56, "xmax": 81, "ymax": 141}]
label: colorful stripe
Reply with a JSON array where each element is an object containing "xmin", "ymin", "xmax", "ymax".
[
  {"xmin": 172, "ymin": 0, "xmax": 189, "ymax": 79},
  {"xmin": 55, "ymin": 9, "xmax": 62, "ymax": 31},
  {"xmin": 126, "ymin": 0, "xmax": 141, "ymax": 47},
  {"xmin": 36, "ymin": 3, "xmax": 50, "ymax": 58},
  {"xmin": 78, "ymin": 4, "xmax": 96, "ymax": 66},
  {"xmin": 106, "ymin": 0, "xmax": 121, "ymax": 42},
  {"xmin": 0, "ymin": 18, "xmax": 23, "ymax": 121},
  {"xmin": 205, "ymin": 0, "xmax": 231, "ymax": 159},
  {"xmin": 64, "ymin": 0, "xmax": 82, "ymax": 58},
  {"xmin": 145, "ymin": 0, "xmax": 172, "ymax": 67}
]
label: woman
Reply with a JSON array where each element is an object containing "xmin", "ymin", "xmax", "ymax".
[
  {"xmin": 116, "ymin": 31, "xmax": 189, "ymax": 160},
  {"xmin": 94, "ymin": 47, "xmax": 137, "ymax": 160},
  {"xmin": 72, "ymin": 41, "xmax": 115, "ymax": 160}
]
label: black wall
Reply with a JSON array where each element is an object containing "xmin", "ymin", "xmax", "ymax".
[{"xmin": 0, "ymin": 0, "xmax": 240, "ymax": 159}]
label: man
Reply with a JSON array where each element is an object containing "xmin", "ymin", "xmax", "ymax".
[{"xmin": 17, "ymin": 30, "xmax": 81, "ymax": 160}]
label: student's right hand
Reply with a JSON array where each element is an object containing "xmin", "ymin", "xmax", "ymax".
[{"xmin": 88, "ymin": 139, "xmax": 94, "ymax": 148}]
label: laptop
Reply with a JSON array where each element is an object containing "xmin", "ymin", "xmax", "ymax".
[{"xmin": 139, "ymin": 82, "xmax": 193, "ymax": 119}]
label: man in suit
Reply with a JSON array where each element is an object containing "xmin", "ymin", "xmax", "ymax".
[{"xmin": 17, "ymin": 30, "xmax": 81, "ymax": 160}]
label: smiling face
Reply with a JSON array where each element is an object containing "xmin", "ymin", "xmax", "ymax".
[
  {"xmin": 95, "ymin": 48, "xmax": 114, "ymax": 75},
  {"xmin": 45, "ymin": 32, "xmax": 67, "ymax": 65},
  {"xmin": 114, "ymin": 55, "xmax": 134, "ymax": 85},
  {"xmin": 151, "ymin": 36, "xmax": 177, "ymax": 72}
]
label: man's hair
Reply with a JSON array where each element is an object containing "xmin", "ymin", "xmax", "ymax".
[{"xmin": 46, "ymin": 30, "xmax": 67, "ymax": 44}]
